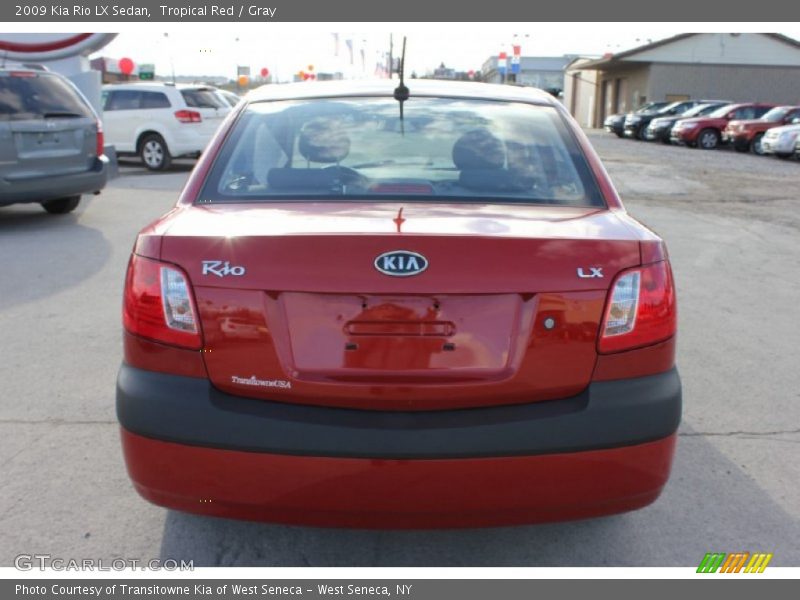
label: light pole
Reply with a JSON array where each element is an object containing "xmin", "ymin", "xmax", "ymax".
[{"xmin": 163, "ymin": 33, "xmax": 176, "ymax": 83}]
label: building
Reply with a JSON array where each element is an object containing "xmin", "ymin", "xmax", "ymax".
[
  {"xmin": 563, "ymin": 57, "xmax": 600, "ymax": 128},
  {"xmin": 481, "ymin": 55, "xmax": 573, "ymax": 92},
  {"xmin": 0, "ymin": 33, "xmax": 116, "ymax": 114},
  {"xmin": 427, "ymin": 62, "xmax": 477, "ymax": 81},
  {"xmin": 90, "ymin": 57, "xmax": 142, "ymax": 83},
  {"xmin": 569, "ymin": 33, "xmax": 800, "ymax": 127}
]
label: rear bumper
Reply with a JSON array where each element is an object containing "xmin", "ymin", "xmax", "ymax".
[
  {"xmin": 0, "ymin": 156, "xmax": 108, "ymax": 205},
  {"xmin": 117, "ymin": 365, "xmax": 681, "ymax": 527}
]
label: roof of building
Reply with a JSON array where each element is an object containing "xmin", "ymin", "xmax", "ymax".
[{"xmin": 579, "ymin": 33, "xmax": 800, "ymax": 70}]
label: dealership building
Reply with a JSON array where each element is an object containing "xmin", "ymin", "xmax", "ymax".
[
  {"xmin": 564, "ymin": 33, "xmax": 800, "ymax": 128},
  {"xmin": 481, "ymin": 55, "xmax": 573, "ymax": 92}
]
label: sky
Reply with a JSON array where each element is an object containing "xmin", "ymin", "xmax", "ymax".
[{"xmin": 86, "ymin": 23, "xmax": 800, "ymax": 82}]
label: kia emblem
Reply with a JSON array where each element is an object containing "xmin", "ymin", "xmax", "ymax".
[{"xmin": 374, "ymin": 250, "xmax": 429, "ymax": 277}]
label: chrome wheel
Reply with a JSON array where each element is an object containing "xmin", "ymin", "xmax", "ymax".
[
  {"xmin": 698, "ymin": 129, "xmax": 719, "ymax": 150},
  {"xmin": 142, "ymin": 140, "xmax": 164, "ymax": 168},
  {"xmin": 139, "ymin": 135, "xmax": 171, "ymax": 171}
]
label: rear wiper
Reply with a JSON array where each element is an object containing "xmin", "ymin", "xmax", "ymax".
[{"xmin": 42, "ymin": 112, "xmax": 84, "ymax": 119}]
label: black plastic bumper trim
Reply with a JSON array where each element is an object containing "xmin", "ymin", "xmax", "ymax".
[{"xmin": 116, "ymin": 365, "xmax": 681, "ymax": 459}]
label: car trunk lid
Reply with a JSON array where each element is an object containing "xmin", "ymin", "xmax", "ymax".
[{"xmin": 157, "ymin": 203, "xmax": 643, "ymax": 410}]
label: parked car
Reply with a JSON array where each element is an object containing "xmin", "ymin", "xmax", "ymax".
[
  {"xmin": 761, "ymin": 121, "xmax": 800, "ymax": 158},
  {"xmin": 624, "ymin": 100, "xmax": 724, "ymax": 140},
  {"xmin": 722, "ymin": 106, "xmax": 800, "ymax": 155},
  {"xmin": 215, "ymin": 89, "xmax": 241, "ymax": 108},
  {"xmin": 0, "ymin": 65, "xmax": 108, "ymax": 214},
  {"xmin": 117, "ymin": 79, "xmax": 680, "ymax": 528},
  {"xmin": 603, "ymin": 101, "xmax": 669, "ymax": 137},
  {"xmin": 670, "ymin": 103, "xmax": 775, "ymax": 149},
  {"xmin": 101, "ymin": 82, "xmax": 231, "ymax": 171},
  {"xmin": 645, "ymin": 102, "xmax": 730, "ymax": 143}
]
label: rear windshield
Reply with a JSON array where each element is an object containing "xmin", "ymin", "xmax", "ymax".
[
  {"xmin": 199, "ymin": 97, "xmax": 604, "ymax": 207},
  {"xmin": 181, "ymin": 89, "xmax": 224, "ymax": 109},
  {"xmin": 0, "ymin": 72, "xmax": 93, "ymax": 121}
]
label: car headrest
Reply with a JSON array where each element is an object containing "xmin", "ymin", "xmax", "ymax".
[
  {"xmin": 298, "ymin": 118, "xmax": 350, "ymax": 164},
  {"xmin": 452, "ymin": 129, "xmax": 505, "ymax": 170}
]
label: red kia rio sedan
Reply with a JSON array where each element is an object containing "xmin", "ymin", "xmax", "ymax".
[{"xmin": 117, "ymin": 79, "xmax": 680, "ymax": 528}]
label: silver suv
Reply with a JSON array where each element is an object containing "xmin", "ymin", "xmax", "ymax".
[{"xmin": 0, "ymin": 66, "xmax": 108, "ymax": 214}]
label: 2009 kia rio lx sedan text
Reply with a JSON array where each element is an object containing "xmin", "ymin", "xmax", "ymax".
[{"xmin": 117, "ymin": 79, "xmax": 680, "ymax": 529}]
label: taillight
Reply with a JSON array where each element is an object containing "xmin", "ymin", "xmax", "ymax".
[
  {"xmin": 96, "ymin": 119, "xmax": 104, "ymax": 157},
  {"xmin": 174, "ymin": 109, "xmax": 202, "ymax": 123},
  {"xmin": 123, "ymin": 255, "xmax": 201, "ymax": 350},
  {"xmin": 598, "ymin": 260, "xmax": 676, "ymax": 354}
]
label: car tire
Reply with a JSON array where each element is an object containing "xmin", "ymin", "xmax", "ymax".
[
  {"xmin": 749, "ymin": 134, "xmax": 766, "ymax": 155},
  {"xmin": 139, "ymin": 134, "xmax": 172, "ymax": 171},
  {"xmin": 698, "ymin": 129, "xmax": 719, "ymax": 150},
  {"xmin": 41, "ymin": 195, "xmax": 80, "ymax": 214},
  {"xmin": 637, "ymin": 126, "xmax": 648, "ymax": 141},
  {"xmin": 614, "ymin": 131, "xmax": 624, "ymax": 138}
]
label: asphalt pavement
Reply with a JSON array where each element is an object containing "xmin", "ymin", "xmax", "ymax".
[{"xmin": 0, "ymin": 137, "xmax": 798, "ymax": 567}]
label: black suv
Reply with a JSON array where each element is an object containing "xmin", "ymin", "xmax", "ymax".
[{"xmin": 604, "ymin": 102, "xmax": 668, "ymax": 137}]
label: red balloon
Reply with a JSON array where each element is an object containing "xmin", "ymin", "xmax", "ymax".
[
  {"xmin": 118, "ymin": 57, "xmax": 134, "ymax": 75},
  {"xmin": 260, "ymin": 67, "xmax": 269, "ymax": 77}
]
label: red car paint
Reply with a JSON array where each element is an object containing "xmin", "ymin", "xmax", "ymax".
[
  {"xmin": 671, "ymin": 102, "xmax": 775, "ymax": 148},
  {"xmin": 118, "ymin": 80, "xmax": 680, "ymax": 528},
  {"xmin": 122, "ymin": 430, "xmax": 676, "ymax": 529},
  {"xmin": 723, "ymin": 106, "xmax": 800, "ymax": 153}
]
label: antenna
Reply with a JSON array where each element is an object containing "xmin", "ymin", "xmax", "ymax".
[
  {"xmin": 393, "ymin": 36, "xmax": 409, "ymax": 102},
  {"xmin": 393, "ymin": 37, "xmax": 409, "ymax": 135}
]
